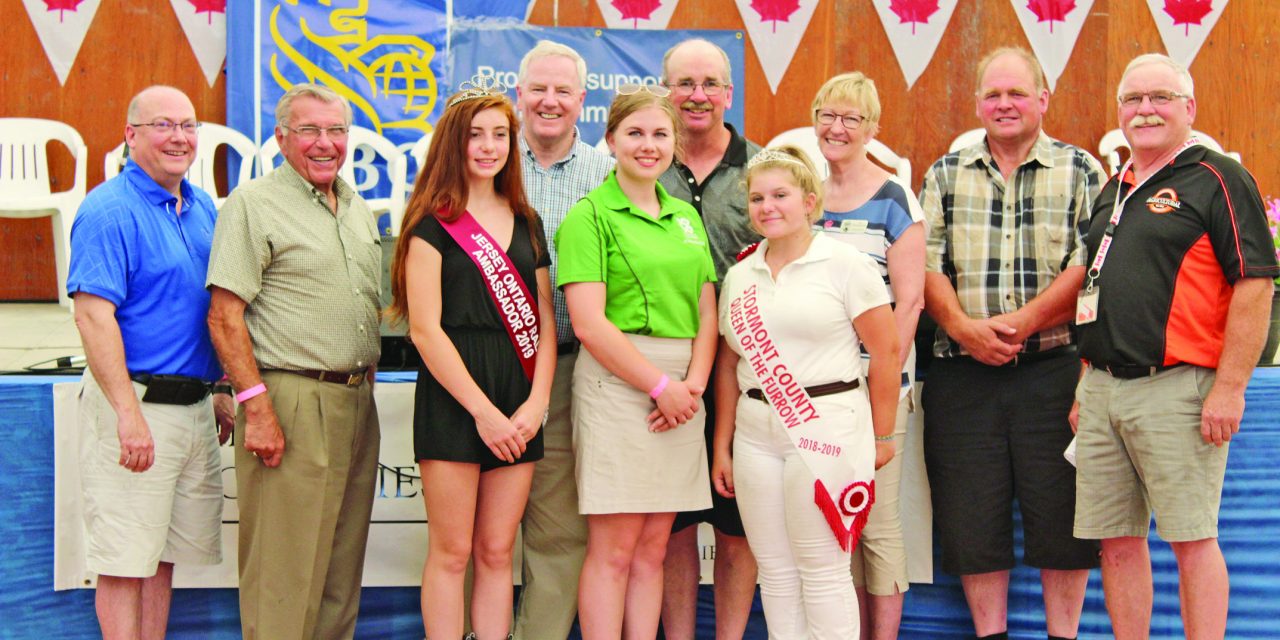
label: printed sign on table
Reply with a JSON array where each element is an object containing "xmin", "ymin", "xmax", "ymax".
[
  {"xmin": 22, "ymin": 0, "xmax": 103, "ymax": 85},
  {"xmin": 1146, "ymin": 0, "xmax": 1229, "ymax": 69},
  {"xmin": 1011, "ymin": 0, "xmax": 1096, "ymax": 92},
  {"xmin": 872, "ymin": 0, "xmax": 960, "ymax": 89}
]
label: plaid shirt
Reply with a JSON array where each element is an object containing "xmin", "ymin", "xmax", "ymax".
[
  {"xmin": 921, "ymin": 132, "xmax": 1103, "ymax": 358},
  {"xmin": 520, "ymin": 130, "xmax": 614, "ymax": 345}
]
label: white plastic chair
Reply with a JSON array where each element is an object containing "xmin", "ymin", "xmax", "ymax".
[
  {"xmin": 1097, "ymin": 127, "xmax": 1240, "ymax": 176},
  {"xmin": 765, "ymin": 127, "xmax": 912, "ymax": 186},
  {"xmin": 405, "ymin": 131, "xmax": 434, "ymax": 200},
  {"xmin": 595, "ymin": 135, "xmax": 611, "ymax": 155},
  {"xmin": 948, "ymin": 128, "xmax": 987, "ymax": 153},
  {"xmin": 259, "ymin": 125, "xmax": 408, "ymax": 236},
  {"xmin": 103, "ymin": 123, "xmax": 258, "ymax": 209},
  {"xmin": 0, "ymin": 118, "xmax": 88, "ymax": 307}
]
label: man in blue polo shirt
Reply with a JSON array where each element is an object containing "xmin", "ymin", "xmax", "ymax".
[{"xmin": 68, "ymin": 85, "xmax": 233, "ymax": 639}]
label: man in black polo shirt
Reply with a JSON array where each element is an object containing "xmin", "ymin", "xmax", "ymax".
[
  {"xmin": 657, "ymin": 37, "xmax": 761, "ymax": 640},
  {"xmin": 1073, "ymin": 53, "xmax": 1278, "ymax": 640}
]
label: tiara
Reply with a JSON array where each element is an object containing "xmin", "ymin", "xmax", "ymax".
[
  {"xmin": 447, "ymin": 73, "xmax": 510, "ymax": 108},
  {"xmin": 747, "ymin": 147, "xmax": 809, "ymax": 171}
]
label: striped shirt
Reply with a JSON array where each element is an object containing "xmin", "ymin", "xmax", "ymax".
[
  {"xmin": 921, "ymin": 132, "xmax": 1102, "ymax": 358},
  {"xmin": 520, "ymin": 130, "xmax": 614, "ymax": 345}
]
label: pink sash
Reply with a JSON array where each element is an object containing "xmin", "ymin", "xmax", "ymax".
[
  {"xmin": 726, "ymin": 283, "xmax": 875, "ymax": 551},
  {"xmin": 438, "ymin": 210, "xmax": 540, "ymax": 380}
]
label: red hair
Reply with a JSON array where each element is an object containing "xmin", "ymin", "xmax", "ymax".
[{"xmin": 388, "ymin": 92, "xmax": 538, "ymax": 325}]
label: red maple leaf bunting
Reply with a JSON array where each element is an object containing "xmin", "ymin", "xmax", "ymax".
[
  {"xmin": 889, "ymin": 0, "xmax": 940, "ymax": 36},
  {"xmin": 751, "ymin": 0, "xmax": 801, "ymax": 34},
  {"xmin": 43, "ymin": 0, "xmax": 85, "ymax": 23},
  {"xmin": 1164, "ymin": 0, "xmax": 1214, "ymax": 36},
  {"xmin": 189, "ymin": 0, "xmax": 226, "ymax": 25},
  {"xmin": 612, "ymin": 0, "xmax": 662, "ymax": 28},
  {"xmin": 1026, "ymin": 0, "xmax": 1076, "ymax": 34}
]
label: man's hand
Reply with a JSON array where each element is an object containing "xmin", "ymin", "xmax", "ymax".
[
  {"xmin": 213, "ymin": 393, "xmax": 235, "ymax": 445},
  {"xmin": 116, "ymin": 408, "xmax": 155, "ymax": 472},
  {"xmin": 989, "ymin": 310, "xmax": 1034, "ymax": 346},
  {"xmin": 242, "ymin": 395, "xmax": 285, "ymax": 466},
  {"xmin": 1068, "ymin": 399, "xmax": 1080, "ymax": 434},
  {"xmin": 1201, "ymin": 383, "xmax": 1245, "ymax": 447},
  {"xmin": 952, "ymin": 317, "xmax": 1022, "ymax": 366}
]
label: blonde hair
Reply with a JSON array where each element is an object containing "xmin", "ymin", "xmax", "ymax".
[
  {"xmin": 746, "ymin": 146, "xmax": 824, "ymax": 222},
  {"xmin": 810, "ymin": 72, "xmax": 881, "ymax": 136},
  {"xmin": 975, "ymin": 47, "xmax": 1046, "ymax": 94}
]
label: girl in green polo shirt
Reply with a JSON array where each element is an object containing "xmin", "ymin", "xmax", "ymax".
[{"xmin": 556, "ymin": 88, "xmax": 718, "ymax": 638}]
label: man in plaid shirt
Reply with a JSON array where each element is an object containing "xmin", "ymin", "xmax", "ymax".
[{"xmin": 919, "ymin": 47, "xmax": 1102, "ymax": 640}]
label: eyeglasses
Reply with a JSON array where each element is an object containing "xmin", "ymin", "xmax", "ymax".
[
  {"xmin": 664, "ymin": 80, "xmax": 728, "ymax": 97},
  {"xmin": 1117, "ymin": 91, "xmax": 1189, "ymax": 107},
  {"xmin": 617, "ymin": 83, "xmax": 671, "ymax": 98},
  {"xmin": 285, "ymin": 125, "xmax": 350, "ymax": 141},
  {"xmin": 130, "ymin": 120, "xmax": 201, "ymax": 136},
  {"xmin": 814, "ymin": 110, "xmax": 865, "ymax": 130}
]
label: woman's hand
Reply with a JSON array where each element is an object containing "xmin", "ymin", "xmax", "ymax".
[
  {"xmin": 874, "ymin": 439, "xmax": 896, "ymax": 470},
  {"xmin": 712, "ymin": 449, "xmax": 736, "ymax": 498},
  {"xmin": 510, "ymin": 399, "xmax": 547, "ymax": 443},
  {"xmin": 475, "ymin": 407, "xmax": 526, "ymax": 463},
  {"xmin": 653, "ymin": 378, "xmax": 698, "ymax": 432}
]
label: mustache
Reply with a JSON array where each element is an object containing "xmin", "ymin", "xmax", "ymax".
[
  {"xmin": 680, "ymin": 100, "xmax": 713, "ymax": 112},
  {"xmin": 1128, "ymin": 114, "xmax": 1166, "ymax": 128}
]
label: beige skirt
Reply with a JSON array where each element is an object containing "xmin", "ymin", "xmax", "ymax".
[{"xmin": 572, "ymin": 333, "xmax": 712, "ymax": 515}]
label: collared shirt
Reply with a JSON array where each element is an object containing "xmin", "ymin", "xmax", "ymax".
[
  {"xmin": 67, "ymin": 160, "xmax": 222, "ymax": 380},
  {"xmin": 207, "ymin": 162, "xmax": 381, "ymax": 371},
  {"xmin": 659, "ymin": 122, "xmax": 762, "ymax": 281},
  {"xmin": 720, "ymin": 233, "xmax": 889, "ymax": 392},
  {"xmin": 556, "ymin": 171, "xmax": 716, "ymax": 338},
  {"xmin": 519, "ymin": 129, "xmax": 614, "ymax": 344},
  {"xmin": 921, "ymin": 132, "xmax": 1102, "ymax": 358},
  {"xmin": 1078, "ymin": 145, "xmax": 1280, "ymax": 369}
]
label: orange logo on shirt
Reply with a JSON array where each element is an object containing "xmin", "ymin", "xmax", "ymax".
[{"xmin": 1146, "ymin": 188, "xmax": 1181, "ymax": 214}]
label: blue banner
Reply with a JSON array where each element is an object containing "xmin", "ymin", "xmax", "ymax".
[
  {"xmin": 227, "ymin": 0, "xmax": 448, "ymax": 149},
  {"xmin": 449, "ymin": 24, "xmax": 746, "ymax": 148}
]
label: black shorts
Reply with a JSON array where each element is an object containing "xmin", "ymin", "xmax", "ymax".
[
  {"xmin": 671, "ymin": 374, "xmax": 746, "ymax": 537},
  {"xmin": 922, "ymin": 351, "xmax": 1099, "ymax": 575}
]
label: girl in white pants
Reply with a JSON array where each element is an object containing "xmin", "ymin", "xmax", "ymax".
[{"xmin": 712, "ymin": 146, "xmax": 900, "ymax": 639}]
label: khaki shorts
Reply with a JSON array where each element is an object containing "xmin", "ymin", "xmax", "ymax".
[
  {"xmin": 1074, "ymin": 365, "xmax": 1228, "ymax": 542},
  {"xmin": 851, "ymin": 394, "xmax": 911, "ymax": 595},
  {"xmin": 79, "ymin": 369, "xmax": 223, "ymax": 577}
]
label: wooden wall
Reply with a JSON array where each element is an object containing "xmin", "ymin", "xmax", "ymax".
[
  {"xmin": 3, "ymin": 0, "xmax": 1274, "ymax": 300},
  {"xmin": 1, "ymin": 0, "xmax": 223, "ymax": 301}
]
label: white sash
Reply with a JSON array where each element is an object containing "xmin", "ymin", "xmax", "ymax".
[{"xmin": 726, "ymin": 283, "xmax": 875, "ymax": 550}]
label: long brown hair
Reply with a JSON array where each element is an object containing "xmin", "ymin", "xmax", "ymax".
[{"xmin": 388, "ymin": 92, "xmax": 538, "ymax": 325}]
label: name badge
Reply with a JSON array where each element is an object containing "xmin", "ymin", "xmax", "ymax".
[
  {"xmin": 839, "ymin": 219, "xmax": 869, "ymax": 234},
  {"xmin": 1076, "ymin": 287, "xmax": 1100, "ymax": 325}
]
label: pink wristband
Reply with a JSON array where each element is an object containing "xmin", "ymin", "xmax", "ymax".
[
  {"xmin": 648, "ymin": 374, "xmax": 670, "ymax": 400},
  {"xmin": 235, "ymin": 383, "xmax": 267, "ymax": 403}
]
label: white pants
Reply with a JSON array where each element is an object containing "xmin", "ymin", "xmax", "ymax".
[{"xmin": 733, "ymin": 395, "xmax": 860, "ymax": 640}]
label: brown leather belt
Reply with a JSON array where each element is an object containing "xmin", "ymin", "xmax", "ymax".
[
  {"xmin": 268, "ymin": 369, "xmax": 368, "ymax": 387},
  {"xmin": 746, "ymin": 379, "xmax": 860, "ymax": 402}
]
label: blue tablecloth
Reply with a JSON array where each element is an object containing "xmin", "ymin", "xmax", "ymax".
[{"xmin": 3, "ymin": 369, "xmax": 1278, "ymax": 638}]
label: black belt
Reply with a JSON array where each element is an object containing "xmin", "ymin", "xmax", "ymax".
[
  {"xmin": 1093, "ymin": 362, "xmax": 1184, "ymax": 379},
  {"xmin": 746, "ymin": 379, "xmax": 860, "ymax": 403},
  {"xmin": 266, "ymin": 369, "xmax": 367, "ymax": 387},
  {"xmin": 129, "ymin": 373, "xmax": 212, "ymax": 406},
  {"xmin": 960, "ymin": 345, "xmax": 1076, "ymax": 367},
  {"xmin": 557, "ymin": 341, "xmax": 579, "ymax": 356}
]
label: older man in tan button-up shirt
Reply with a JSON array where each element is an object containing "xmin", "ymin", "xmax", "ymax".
[{"xmin": 207, "ymin": 83, "xmax": 381, "ymax": 640}]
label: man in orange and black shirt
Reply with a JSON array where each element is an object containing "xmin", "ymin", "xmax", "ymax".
[{"xmin": 1073, "ymin": 53, "xmax": 1278, "ymax": 640}]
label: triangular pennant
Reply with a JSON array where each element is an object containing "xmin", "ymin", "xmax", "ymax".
[
  {"xmin": 1146, "ymin": 0, "xmax": 1228, "ymax": 69},
  {"xmin": 170, "ymin": 0, "xmax": 227, "ymax": 87},
  {"xmin": 1010, "ymin": 0, "xmax": 1095, "ymax": 92},
  {"xmin": 735, "ymin": 0, "xmax": 820, "ymax": 94},
  {"xmin": 596, "ymin": 0, "xmax": 680, "ymax": 30},
  {"xmin": 871, "ymin": 0, "xmax": 960, "ymax": 89},
  {"xmin": 22, "ymin": 0, "xmax": 103, "ymax": 85}
]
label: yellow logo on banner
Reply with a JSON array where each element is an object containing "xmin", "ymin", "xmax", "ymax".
[{"xmin": 269, "ymin": 0, "xmax": 437, "ymax": 134}]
